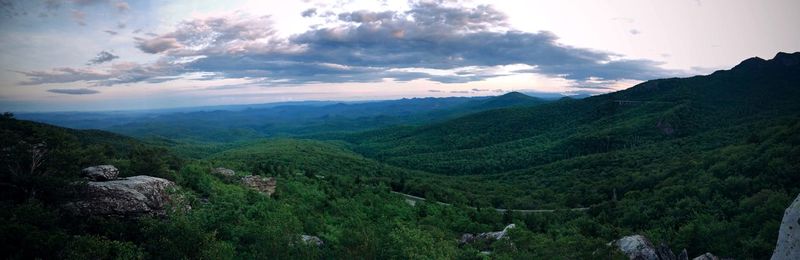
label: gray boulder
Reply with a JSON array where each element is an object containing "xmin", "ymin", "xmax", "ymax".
[
  {"xmin": 614, "ymin": 235, "xmax": 659, "ymax": 260},
  {"xmin": 241, "ymin": 175, "xmax": 276, "ymax": 196},
  {"xmin": 678, "ymin": 249, "xmax": 689, "ymax": 260},
  {"xmin": 692, "ymin": 253, "xmax": 718, "ymax": 260},
  {"xmin": 81, "ymin": 165, "xmax": 119, "ymax": 181},
  {"xmin": 459, "ymin": 224, "xmax": 515, "ymax": 245},
  {"xmin": 64, "ymin": 175, "xmax": 175, "ymax": 217},
  {"xmin": 301, "ymin": 235, "xmax": 324, "ymax": 247},
  {"xmin": 772, "ymin": 193, "xmax": 800, "ymax": 260},
  {"xmin": 656, "ymin": 243, "xmax": 677, "ymax": 260},
  {"xmin": 211, "ymin": 167, "xmax": 236, "ymax": 177}
]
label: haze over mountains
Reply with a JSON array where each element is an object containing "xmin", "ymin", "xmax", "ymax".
[
  {"xmin": 16, "ymin": 91, "xmax": 552, "ymax": 142},
  {"xmin": 2, "ymin": 0, "xmax": 799, "ymax": 258},
  {"xmin": 2, "ymin": 52, "xmax": 799, "ymax": 258}
]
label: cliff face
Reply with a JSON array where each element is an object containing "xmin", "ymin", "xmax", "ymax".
[{"xmin": 772, "ymin": 194, "xmax": 800, "ymax": 260}]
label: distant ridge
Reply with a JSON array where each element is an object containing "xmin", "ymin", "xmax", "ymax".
[
  {"xmin": 731, "ymin": 52, "xmax": 800, "ymax": 71},
  {"xmin": 469, "ymin": 91, "xmax": 545, "ymax": 110},
  {"xmin": 350, "ymin": 52, "xmax": 800, "ymax": 175}
]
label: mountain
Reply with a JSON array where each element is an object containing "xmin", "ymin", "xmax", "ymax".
[
  {"xmin": 18, "ymin": 94, "xmax": 551, "ymax": 143},
  {"xmin": 2, "ymin": 53, "xmax": 799, "ymax": 259},
  {"xmin": 346, "ymin": 52, "xmax": 800, "ymax": 175},
  {"xmin": 464, "ymin": 91, "xmax": 546, "ymax": 110},
  {"xmin": 307, "ymin": 52, "xmax": 800, "ymax": 258}
]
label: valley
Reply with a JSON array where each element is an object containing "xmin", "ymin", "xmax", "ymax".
[{"xmin": 2, "ymin": 52, "xmax": 799, "ymax": 259}]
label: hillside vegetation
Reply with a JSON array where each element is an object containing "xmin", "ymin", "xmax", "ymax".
[{"xmin": 1, "ymin": 53, "xmax": 798, "ymax": 259}]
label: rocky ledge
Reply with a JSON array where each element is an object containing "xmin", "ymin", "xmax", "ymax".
[
  {"xmin": 81, "ymin": 165, "xmax": 120, "ymax": 181},
  {"xmin": 65, "ymin": 165, "xmax": 176, "ymax": 217},
  {"xmin": 212, "ymin": 167, "xmax": 277, "ymax": 196},
  {"xmin": 611, "ymin": 234, "xmax": 729, "ymax": 260},
  {"xmin": 459, "ymin": 224, "xmax": 515, "ymax": 245},
  {"xmin": 772, "ymin": 193, "xmax": 800, "ymax": 260}
]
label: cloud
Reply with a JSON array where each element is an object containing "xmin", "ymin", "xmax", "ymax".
[
  {"xmin": 134, "ymin": 36, "xmax": 182, "ymax": 53},
  {"xmin": 629, "ymin": 29, "xmax": 641, "ymax": 35},
  {"xmin": 21, "ymin": 1, "xmax": 681, "ymax": 88},
  {"xmin": 18, "ymin": 60, "xmax": 180, "ymax": 86},
  {"xmin": 71, "ymin": 9, "xmax": 85, "ymax": 25},
  {"xmin": 133, "ymin": 13, "xmax": 290, "ymax": 55},
  {"xmin": 103, "ymin": 30, "xmax": 118, "ymax": 35},
  {"xmin": 71, "ymin": 0, "xmax": 106, "ymax": 6},
  {"xmin": 18, "ymin": 67, "xmax": 109, "ymax": 85},
  {"xmin": 45, "ymin": 0, "xmax": 63, "ymax": 11},
  {"xmin": 47, "ymin": 88, "xmax": 100, "ymax": 95},
  {"xmin": 301, "ymin": 8, "xmax": 316, "ymax": 17},
  {"xmin": 114, "ymin": 1, "xmax": 128, "ymax": 12},
  {"xmin": 87, "ymin": 51, "xmax": 119, "ymax": 65}
]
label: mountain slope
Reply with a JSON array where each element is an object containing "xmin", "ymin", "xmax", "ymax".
[{"xmin": 344, "ymin": 52, "xmax": 800, "ymax": 175}]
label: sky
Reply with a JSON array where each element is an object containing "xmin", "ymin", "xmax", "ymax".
[{"xmin": 0, "ymin": 0, "xmax": 798, "ymax": 112}]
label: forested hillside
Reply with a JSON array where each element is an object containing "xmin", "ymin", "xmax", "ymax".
[
  {"xmin": 1, "ymin": 53, "xmax": 798, "ymax": 259},
  {"xmin": 321, "ymin": 52, "xmax": 800, "ymax": 257},
  {"xmin": 346, "ymin": 52, "xmax": 800, "ymax": 176}
]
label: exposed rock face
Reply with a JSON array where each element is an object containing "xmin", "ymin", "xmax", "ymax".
[
  {"xmin": 656, "ymin": 243, "xmax": 677, "ymax": 260},
  {"xmin": 65, "ymin": 175, "xmax": 175, "ymax": 217},
  {"xmin": 678, "ymin": 249, "xmax": 689, "ymax": 260},
  {"xmin": 301, "ymin": 235, "xmax": 324, "ymax": 247},
  {"xmin": 81, "ymin": 165, "xmax": 119, "ymax": 181},
  {"xmin": 772, "ymin": 193, "xmax": 800, "ymax": 260},
  {"xmin": 692, "ymin": 253, "xmax": 719, "ymax": 260},
  {"xmin": 211, "ymin": 167, "xmax": 235, "ymax": 177},
  {"xmin": 614, "ymin": 235, "xmax": 659, "ymax": 260},
  {"xmin": 241, "ymin": 175, "xmax": 276, "ymax": 196},
  {"xmin": 459, "ymin": 224, "xmax": 515, "ymax": 245},
  {"xmin": 611, "ymin": 235, "xmax": 726, "ymax": 260}
]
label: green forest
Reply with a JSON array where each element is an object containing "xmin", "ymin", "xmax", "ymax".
[{"xmin": 1, "ymin": 53, "xmax": 799, "ymax": 259}]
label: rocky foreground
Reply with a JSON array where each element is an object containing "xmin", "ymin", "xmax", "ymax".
[
  {"xmin": 62, "ymin": 166, "xmax": 800, "ymax": 257},
  {"xmin": 612, "ymin": 193, "xmax": 800, "ymax": 260},
  {"xmin": 63, "ymin": 165, "xmax": 176, "ymax": 217}
]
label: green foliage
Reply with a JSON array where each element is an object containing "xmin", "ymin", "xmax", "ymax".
[
  {"xmin": 2, "ymin": 54, "xmax": 799, "ymax": 258},
  {"xmin": 63, "ymin": 235, "xmax": 144, "ymax": 260}
]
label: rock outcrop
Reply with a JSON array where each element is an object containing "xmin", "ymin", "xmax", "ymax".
[
  {"xmin": 772, "ymin": 193, "xmax": 800, "ymax": 260},
  {"xmin": 65, "ymin": 175, "xmax": 175, "ymax": 217},
  {"xmin": 459, "ymin": 224, "xmax": 515, "ymax": 245},
  {"xmin": 692, "ymin": 253, "xmax": 719, "ymax": 260},
  {"xmin": 610, "ymin": 235, "xmax": 727, "ymax": 260},
  {"xmin": 656, "ymin": 243, "xmax": 677, "ymax": 260},
  {"xmin": 677, "ymin": 249, "xmax": 689, "ymax": 260},
  {"xmin": 81, "ymin": 165, "xmax": 119, "ymax": 181},
  {"xmin": 241, "ymin": 175, "xmax": 276, "ymax": 196},
  {"xmin": 211, "ymin": 167, "xmax": 236, "ymax": 177},
  {"xmin": 301, "ymin": 235, "xmax": 324, "ymax": 247},
  {"xmin": 209, "ymin": 168, "xmax": 277, "ymax": 196},
  {"xmin": 614, "ymin": 235, "xmax": 660, "ymax": 260}
]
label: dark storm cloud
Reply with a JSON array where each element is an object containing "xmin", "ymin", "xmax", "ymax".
[{"xmin": 47, "ymin": 88, "xmax": 99, "ymax": 95}]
